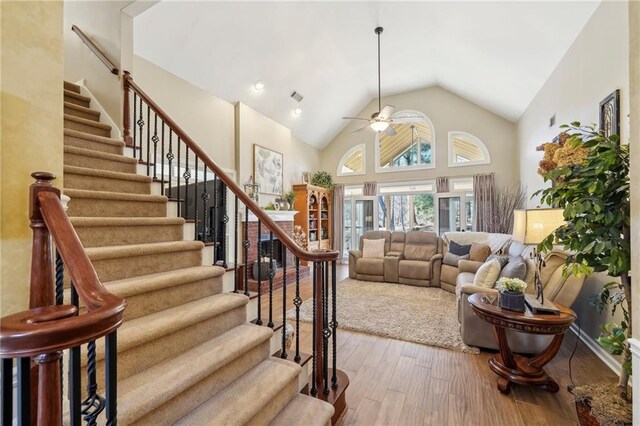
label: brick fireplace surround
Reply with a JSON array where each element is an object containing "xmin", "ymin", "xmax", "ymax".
[{"xmin": 241, "ymin": 210, "xmax": 310, "ymax": 292}]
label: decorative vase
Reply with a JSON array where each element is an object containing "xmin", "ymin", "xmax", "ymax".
[
  {"xmin": 252, "ymin": 261, "xmax": 270, "ymax": 281},
  {"xmin": 498, "ymin": 290, "xmax": 525, "ymax": 312}
]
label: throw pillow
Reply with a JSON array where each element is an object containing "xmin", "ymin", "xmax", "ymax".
[
  {"xmin": 499, "ymin": 256, "xmax": 527, "ymax": 280},
  {"xmin": 449, "ymin": 240, "xmax": 472, "ymax": 256},
  {"xmin": 362, "ymin": 238, "xmax": 385, "ymax": 258},
  {"xmin": 487, "ymin": 254, "xmax": 509, "ymax": 269},
  {"xmin": 473, "ymin": 259, "xmax": 501, "ymax": 289},
  {"xmin": 443, "ymin": 253, "xmax": 470, "ymax": 267},
  {"xmin": 469, "ymin": 243, "xmax": 491, "ymax": 262}
]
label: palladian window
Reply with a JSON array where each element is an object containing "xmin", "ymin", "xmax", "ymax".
[{"xmin": 375, "ymin": 111, "xmax": 435, "ymax": 172}]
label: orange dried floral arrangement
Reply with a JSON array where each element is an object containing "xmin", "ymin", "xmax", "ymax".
[{"xmin": 536, "ymin": 132, "xmax": 588, "ymax": 176}]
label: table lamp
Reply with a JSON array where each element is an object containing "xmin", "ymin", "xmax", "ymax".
[{"xmin": 512, "ymin": 208, "xmax": 564, "ymax": 305}]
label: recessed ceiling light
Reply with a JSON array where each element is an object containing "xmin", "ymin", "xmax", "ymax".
[
  {"xmin": 292, "ymin": 107, "xmax": 302, "ymax": 116},
  {"xmin": 253, "ymin": 80, "xmax": 265, "ymax": 91}
]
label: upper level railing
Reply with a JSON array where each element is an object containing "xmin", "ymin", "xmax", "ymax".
[
  {"xmin": 0, "ymin": 172, "xmax": 126, "ymax": 425},
  {"xmin": 71, "ymin": 25, "xmax": 119, "ymax": 75}
]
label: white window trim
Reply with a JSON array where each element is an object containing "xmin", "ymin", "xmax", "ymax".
[
  {"xmin": 447, "ymin": 131, "xmax": 491, "ymax": 168},
  {"xmin": 337, "ymin": 144, "xmax": 366, "ymax": 177},
  {"xmin": 375, "ymin": 111, "xmax": 436, "ymax": 174},
  {"xmin": 377, "ymin": 180, "xmax": 436, "ymax": 196}
]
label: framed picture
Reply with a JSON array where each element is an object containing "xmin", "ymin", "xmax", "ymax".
[
  {"xmin": 253, "ymin": 144, "xmax": 283, "ymax": 195},
  {"xmin": 302, "ymin": 171, "xmax": 311, "ymax": 184},
  {"xmin": 599, "ymin": 89, "xmax": 620, "ymax": 139}
]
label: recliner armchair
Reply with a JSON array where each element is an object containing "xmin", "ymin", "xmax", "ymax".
[
  {"xmin": 348, "ymin": 230, "xmax": 391, "ymax": 282},
  {"xmin": 397, "ymin": 232, "xmax": 443, "ymax": 287}
]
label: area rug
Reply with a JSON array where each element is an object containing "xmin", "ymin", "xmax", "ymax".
[{"xmin": 285, "ymin": 278, "xmax": 480, "ymax": 354}]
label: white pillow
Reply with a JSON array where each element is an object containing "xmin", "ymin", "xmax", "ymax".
[
  {"xmin": 473, "ymin": 259, "xmax": 502, "ymax": 289},
  {"xmin": 362, "ymin": 238, "xmax": 385, "ymax": 258}
]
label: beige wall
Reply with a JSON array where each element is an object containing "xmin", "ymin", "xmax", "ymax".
[
  {"xmin": 64, "ymin": 1, "xmax": 133, "ymax": 128},
  {"xmin": 134, "ymin": 55, "xmax": 235, "ymax": 171},
  {"xmin": 321, "ymin": 85, "xmax": 518, "ymax": 189},
  {"xmin": 236, "ymin": 103, "xmax": 321, "ymax": 206},
  {"xmin": 629, "ymin": 0, "xmax": 639, "ymax": 338},
  {"xmin": 518, "ymin": 1, "xmax": 630, "ymax": 208},
  {"xmin": 1, "ymin": 1, "xmax": 64, "ymax": 315},
  {"xmin": 516, "ymin": 1, "xmax": 629, "ymax": 350}
]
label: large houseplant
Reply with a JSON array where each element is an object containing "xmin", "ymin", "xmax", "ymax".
[{"xmin": 535, "ymin": 123, "xmax": 631, "ymax": 423}]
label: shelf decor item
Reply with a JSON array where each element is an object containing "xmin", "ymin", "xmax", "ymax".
[
  {"xmin": 495, "ymin": 277, "xmax": 527, "ymax": 312},
  {"xmin": 310, "ymin": 171, "xmax": 333, "ymax": 190},
  {"xmin": 254, "ymin": 144, "xmax": 283, "ymax": 195}
]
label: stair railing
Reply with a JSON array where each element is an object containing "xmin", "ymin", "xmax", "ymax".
[
  {"xmin": 0, "ymin": 172, "xmax": 126, "ymax": 426},
  {"xmin": 71, "ymin": 25, "xmax": 119, "ymax": 75},
  {"xmin": 122, "ymin": 72, "xmax": 347, "ymax": 405}
]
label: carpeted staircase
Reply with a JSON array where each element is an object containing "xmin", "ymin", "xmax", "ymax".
[{"xmin": 62, "ymin": 80, "xmax": 334, "ymax": 425}]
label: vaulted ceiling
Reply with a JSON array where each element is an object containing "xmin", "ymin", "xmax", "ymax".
[{"xmin": 134, "ymin": 1, "xmax": 600, "ymax": 148}]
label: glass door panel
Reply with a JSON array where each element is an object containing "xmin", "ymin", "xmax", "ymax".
[
  {"xmin": 438, "ymin": 196, "xmax": 461, "ymax": 234},
  {"xmin": 343, "ymin": 200, "xmax": 352, "ymax": 256}
]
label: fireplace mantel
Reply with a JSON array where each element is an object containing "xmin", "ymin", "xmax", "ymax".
[{"xmin": 246, "ymin": 210, "xmax": 298, "ymax": 222}]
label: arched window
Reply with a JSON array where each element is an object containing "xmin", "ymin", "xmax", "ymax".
[
  {"xmin": 375, "ymin": 110, "xmax": 435, "ymax": 173},
  {"xmin": 448, "ymin": 131, "xmax": 491, "ymax": 167},
  {"xmin": 337, "ymin": 144, "xmax": 366, "ymax": 176}
]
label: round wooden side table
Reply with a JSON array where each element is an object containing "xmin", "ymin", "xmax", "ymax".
[{"xmin": 468, "ymin": 293, "xmax": 576, "ymax": 395}]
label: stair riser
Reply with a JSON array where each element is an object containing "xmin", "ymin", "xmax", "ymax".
[
  {"xmin": 64, "ymin": 118, "xmax": 111, "ymax": 138},
  {"xmin": 64, "ymin": 173, "xmax": 150, "ymax": 195},
  {"xmin": 247, "ymin": 375, "xmax": 299, "ymax": 426},
  {"xmin": 64, "ymin": 105, "xmax": 100, "ymax": 121},
  {"xmin": 129, "ymin": 340, "xmax": 270, "ymax": 425},
  {"xmin": 64, "ymin": 94, "xmax": 90, "ymax": 108},
  {"xmin": 64, "ymin": 81, "xmax": 81, "ymax": 93},
  {"xmin": 96, "ymin": 305, "xmax": 248, "ymax": 386},
  {"xmin": 87, "ymin": 249, "xmax": 203, "ymax": 282},
  {"xmin": 74, "ymin": 224, "xmax": 184, "ymax": 248},
  {"xmin": 65, "ymin": 135, "xmax": 122, "ymax": 155},
  {"xmin": 66, "ymin": 198, "xmax": 166, "ymax": 218},
  {"xmin": 64, "ymin": 152, "xmax": 136, "ymax": 174},
  {"xmin": 120, "ymin": 276, "xmax": 223, "ymax": 321}
]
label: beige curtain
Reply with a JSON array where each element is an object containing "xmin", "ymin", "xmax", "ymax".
[
  {"xmin": 473, "ymin": 173, "xmax": 496, "ymax": 232},
  {"xmin": 333, "ymin": 184, "xmax": 345, "ymax": 261},
  {"xmin": 436, "ymin": 177, "xmax": 449, "ymax": 193},
  {"xmin": 363, "ymin": 181, "xmax": 377, "ymax": 196}
]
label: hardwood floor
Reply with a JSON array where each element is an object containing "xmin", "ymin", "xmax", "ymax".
[{"xmin": 260, "ymin": 265, "xmax": 618, "ymax": 425}]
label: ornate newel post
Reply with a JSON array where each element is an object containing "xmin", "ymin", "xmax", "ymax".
[{"xmin": 122, "ymin": 71, "xmax": 133, "ymax": 147}]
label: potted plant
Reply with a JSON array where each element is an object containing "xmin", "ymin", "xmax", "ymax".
[
  {"xmin": 283, "ymin": 190, "xmax": 296, "ymax": 210},
  {"xmin": 535, "ymin": 123, "xmax": 631, "ymax": 425},
  {"xmin": 310, "ymin": 171, "xmax": 334, "ymax": 190},
  {"xmin": 495, "ymin": 277, "xmax": 527, "ymax": 312}
]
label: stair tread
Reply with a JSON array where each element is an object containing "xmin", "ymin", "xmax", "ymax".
[
  {"xmin": 69, "ymin": 216, "xmax": 184, "ymax": 227},
  {"xmin": 63, "ymin": 188, "xmax": 166, "ymax": 202},
  {"xmin": 64, "ymin": 145, "xmax": 136, "ymax": 164},
  {"xmin": 64, "ymin": 128, "xmax": 124, "ymax": 147},
  {"xmin": 64, "ymin": 113, "xmax": 111, "ymax": 130},
  {"xmin": 84, "ymin": 240, "xmax": 205, "ymax": 260},
  {"xmin": 63, "ymin": 81, "xmax": 82, "ymax": 93},
  {"xmin": 64, "ymin": 101, "xmax": 100, "ymax": 116},
  {"xmin": 118, "ymin": 323, "xmax": 272, "ymax": 424},
  {"xmin": 64, "ymin": 89, "xmax": 90, "ymax": 102},
  {"xmin": 270, "ymin": 394, "xmax": 334, "ymax": 426},
  {"xmin": 103, "ymin": 265, "xmax": 224, "ymax": 298},
  {"xmin": 64, "ymin": 164, "xmax": 152, "ymax": 183},
  {"xmin": 175, "ymin": 357, "xmax": 301, "ymax": 426}
]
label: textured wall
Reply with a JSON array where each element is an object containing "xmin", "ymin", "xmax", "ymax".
[{"xmin": 1, "ymin": 1, "xmax": 64, "ymax": 315}]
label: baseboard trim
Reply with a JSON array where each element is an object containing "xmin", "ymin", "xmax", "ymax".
[
  {"xmin": 569, "ymin": 323, "xmax": 623, "ymax": 376},
  {"xmin": 629, "ymin": 338, "xmax": 639, "ymax": 420}
]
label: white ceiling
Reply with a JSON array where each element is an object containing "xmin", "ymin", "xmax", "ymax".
[{"xmin": 134, "ymin": 1, "xmax": 600, "ymax": 149}]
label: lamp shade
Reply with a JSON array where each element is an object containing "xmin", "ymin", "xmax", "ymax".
[{"xmin": 512, "ymin": 208, "xmax": 564, "ymax": 244}]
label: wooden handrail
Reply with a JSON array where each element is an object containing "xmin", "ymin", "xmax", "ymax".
[
  {"xmin": 122, "ymin": 72, "xmax": 339, "ymax": 263},
  {"xmin": 0, "ymin": 173, "xmax": 126, "ymax": 358},
  {"xmin": 71, "ymin": 25, "xmax": 119, "ymax": 75}
]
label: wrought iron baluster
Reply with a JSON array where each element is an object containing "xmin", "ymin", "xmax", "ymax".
[
  {"xmin": 146, "ymin": 104, "xmax": 151, "ymax": 176},
  {"xmin": 212, "ymin": 175, "xmax": 218, "ymax": 264},
  {"xmin": 323, "ymin": 261, "xmax": 330, "ymax": 394},
  {"xmin": 152, "ymin": 112, "xmax": 159, "ymax": 180},
  {"xmin": 243, "ymin": 207, "xmax": 250, "ymax": 297},
  {"xmin": 310, "ymin": 262, "xmax": 318, "ymax": 396},
  {"xmin": 132, "ymin": 92, "xmax": 137, "ymax": 154},
  {"xmin": 167, "ymin": 130, "xmax": 174, "ymax": 198},
  {"xmin": 137, "ymin": 97, "xmax": 143, "ymax": 162},
  {"xmin": 268, "ymin": 231, "xmax": 274, "ymax": 328},
  {"xmin": 294, "ymin": 257, "xmax": 301, "ymax": 362},
  {"xmin": 233, "ymin": 195, "xmax": 238, "ymax": 293},
  {"xmin": 81, "ymin": 341, "xmax": 105, "ymax": 426},
  {"xmin": 55, "ymin": 249, "xmax": 63, "ymax": 305},
  {"xmin": 69, "ymin": 286, "xmax": 81, "ymax": 426},
  {"xmin": 161, "ymin": 121, "xmax": 165, "ymax": 190},
  {"xmin": 105, "ymin": 332, "xmax": 118, "ymax": 426},
  {"xmin": 202, "ymin": 164, "xmax": 209, "ymax": 244},
  {"xmin": 183, "ymin": 145, "xmax": 190, "ymax": 221},
  {"xmin": 194, "ymin": 156, "xmax": 199, "ymax": 240},
  {"xmin": 256, "ymin": 219, "xmax": 263, "ymax": 325},
  {"xmin": 17, "ymin": 357, "xmax": 30, "ymax": 426},
  {"xmin": 281, "ymin": 253, "xmax": 287, "ymax": 359},
  {"xmin": 2, "ymin": 358, "xmax": 13, "ymax": 425},
  {"xmin": 176, "ymin": 138, "xmax": 181, "ymax": 217},
  {"xmin": 331, "ymin": 260, "xmax": 338, "ymax": 388},
  {"xmin": 221, "ymin": 183, "xmax": 228, "ymax": 268}
]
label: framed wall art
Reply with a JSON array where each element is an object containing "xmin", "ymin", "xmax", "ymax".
[
  {"xmin": 253, "ymin": 144, "xmax": 283, "ymax": 195},
  {"xmin": 599, "ymin": 89, "xmax": 620, "ymax": 139}
]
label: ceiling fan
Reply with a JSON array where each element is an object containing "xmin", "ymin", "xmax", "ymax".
[{"xmin": 342, "ymin": 27, "xmax": 424, "ymax": 136}]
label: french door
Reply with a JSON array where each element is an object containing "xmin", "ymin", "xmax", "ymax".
[
  {"xmin": 436, "ymin": 192, "xmax": 474, "ymax": 234},
  {"xmin": 343, "ymin": 196, "xmax": 378, "ymax": 259}
]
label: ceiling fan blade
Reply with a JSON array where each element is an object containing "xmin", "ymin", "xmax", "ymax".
[
  {"xmin": 390, "ymin": 116, "xmax": 424, "ymax": 124},
  {"xmin": 384, "ymin": 126, "xmax": 396, "ymax": 136},
  {"xmin": 352, "ymin": 124, "xmax": 372, "ymax": 134},
  {"xmin": 342, "ymin": 116, "xmax": 371, "ymax": 121},
  {"xmin": 378, "ymin": 105, "xmax": 396, "ymax": 120}
]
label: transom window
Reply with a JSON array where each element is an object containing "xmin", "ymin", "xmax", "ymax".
[
  {"xmin": 448, "ymin": 131, "xmax": 490, "ymax": 167},
  {"xmin": 375, "ymin": 111, "xmax": 435, "ymax": 173},
  {"xmin": 337, "ymin": 144, "xmax": 365, "ymax": 176}
]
